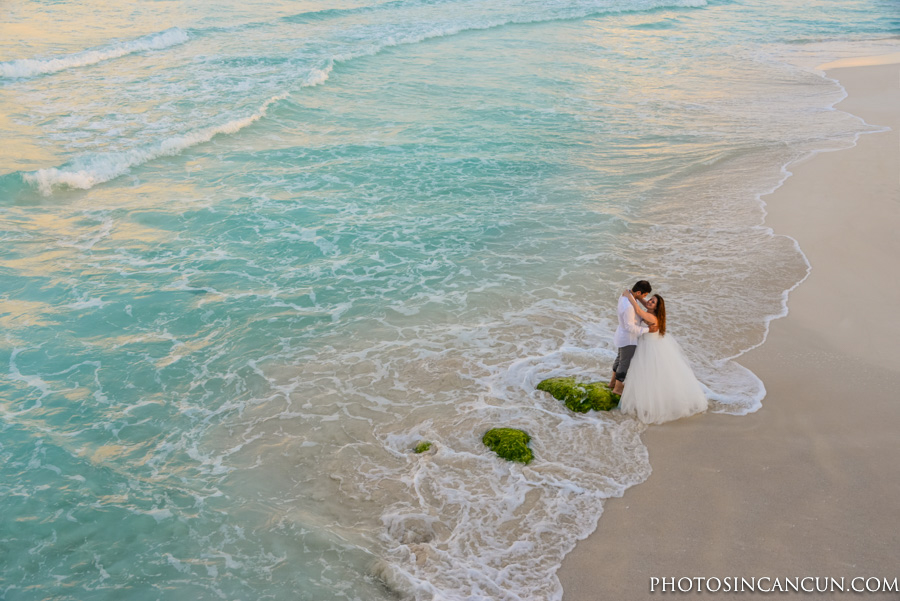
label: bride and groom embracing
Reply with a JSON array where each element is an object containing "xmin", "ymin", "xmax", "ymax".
[{"xmin": 609, "ymin": 280, "xmax": 708, "ymax": 424}]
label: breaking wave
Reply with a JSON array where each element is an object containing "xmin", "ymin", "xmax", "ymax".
[
  {"xmin": 22, "ymin": 93, "xmax": 290, "ymax": 195},
  {"xmin": 0, "ymin": 27, "xmax": 189, "ymax": 79}
]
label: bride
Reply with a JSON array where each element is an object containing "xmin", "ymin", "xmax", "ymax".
[{"xmin": 617, "ymin": 290, "xmax": 708, "ymax": 424}]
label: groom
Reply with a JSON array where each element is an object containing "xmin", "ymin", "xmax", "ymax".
[{"xmin": 610, "ymin": 280, "xmax": 656, "ymax": 395}]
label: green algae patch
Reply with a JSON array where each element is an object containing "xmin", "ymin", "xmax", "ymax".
[
  {"xmin": 482, "ymin": 428, "xmax": 533, "ymax": 465},
  {"xmin": 536, "ymin": 377, "xmax": 620, "ymax": 413},
  {"xmin": 413, "ymin": 441, "xmax": 432, "ymax": 454}
]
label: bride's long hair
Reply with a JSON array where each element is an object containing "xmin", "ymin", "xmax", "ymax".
[{"xmin": 653, "ymin": 294, "xmax": 666, "ymax": 336}]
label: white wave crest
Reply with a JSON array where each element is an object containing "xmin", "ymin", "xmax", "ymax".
[
  {"xmin": 23, "ymin": 94, "xmax": 287, "ymax": 195},
  {"xmin": 0, "ymin": 27, "xmax": 189, "ymax": 79}
]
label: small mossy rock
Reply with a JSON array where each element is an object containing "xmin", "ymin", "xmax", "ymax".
[
  {"xmin": 536, "ymin": 377, "xmax": 620, "ymax": 413},
  {"xmin": 482, "ymin": 428, "xmax": 533, "ymax": 465},
  {"xmin": 413, "ymin": 441, "xmax": 432, "ymax": 454}
]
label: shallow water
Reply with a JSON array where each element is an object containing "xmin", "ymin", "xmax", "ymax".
[{"xmin": 1, "ymin": 1, "xmax": 897, "ymax": 599}]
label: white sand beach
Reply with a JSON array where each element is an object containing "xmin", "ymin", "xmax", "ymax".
[{"xmin": 559, "ymin": 57, "xmax": 900, "ymax": 599}]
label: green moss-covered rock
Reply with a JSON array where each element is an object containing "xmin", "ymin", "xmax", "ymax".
[
  {"xmin": 536, "ymin": 377, "xmax": 620, "ymax": 413},
  {"xmin": 413, "ymin": 441, "xmax": 432, "ymax": 454},
  {"xmin": 482, "ymin": 428, "xmax": 533, "ymax": 465}
]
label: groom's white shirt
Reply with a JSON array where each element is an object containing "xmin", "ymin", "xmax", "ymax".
[{"xmin": 614, "ymin": 295, "xmax": 648, "ymax": 348}]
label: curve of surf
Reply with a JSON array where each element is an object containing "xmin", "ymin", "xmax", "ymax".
[{"xmin": 1, "ymin": 27, "xmax": 190, "ymax": 80}]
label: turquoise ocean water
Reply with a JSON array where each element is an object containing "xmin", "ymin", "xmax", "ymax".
[{"xmin": 1, "ymin": 1, "xmax": 897, "ymax": 599}]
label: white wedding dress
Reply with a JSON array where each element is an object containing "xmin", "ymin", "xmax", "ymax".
[{"xmin": 619, "ymin": 332, "xmax": 708, "ymax": 424}]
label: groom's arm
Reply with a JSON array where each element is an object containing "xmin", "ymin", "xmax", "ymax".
[{"xmin": 621, "ymin": 304, "xmax": 649, "ymax": 337}]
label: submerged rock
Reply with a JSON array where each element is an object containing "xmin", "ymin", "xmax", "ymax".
[
  {"xmin": 482, "ymin": 428, "xmax": 533, "ymax": 465},
  {"xmin": 536, "ymin": 377, "xmax": 620, "ymax": 413}
]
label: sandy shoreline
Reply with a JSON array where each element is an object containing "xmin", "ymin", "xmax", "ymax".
[{"xmin": 558, "ymin": 58, "xmax": 900, "ymax": 599}]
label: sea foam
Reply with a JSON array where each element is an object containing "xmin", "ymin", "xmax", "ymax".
[
  {"xmin": 0, "ymin": 27, "xmax": 189, "ymax": 79},
  {"xmin": 23, "ymin": 94, "xmax": 287, "ymax": 195}
]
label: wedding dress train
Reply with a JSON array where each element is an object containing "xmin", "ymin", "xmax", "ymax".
[{"xmin": 618, "ymin": 332, "xmax": 708, "ymax": 424}]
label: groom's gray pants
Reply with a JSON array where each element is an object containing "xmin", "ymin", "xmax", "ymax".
[{"xmin": 612, "ymin": 345, "xmax": 637, "ymax": 382}]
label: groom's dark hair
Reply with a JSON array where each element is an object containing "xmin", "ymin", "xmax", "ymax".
[{"xmin": 632, "ymin": 280, "xmax": 652, "ymax": 295}]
